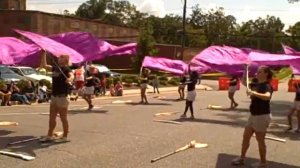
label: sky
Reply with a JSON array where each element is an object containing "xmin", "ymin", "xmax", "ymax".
[{"xmin": 27, "ymin": 0, "xmax": 300, "ymax": 29}]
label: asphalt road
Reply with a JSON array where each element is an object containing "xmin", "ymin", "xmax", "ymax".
[{"xmin": 0, "ymin": 82, "xmax": 300, "ymax": 168}]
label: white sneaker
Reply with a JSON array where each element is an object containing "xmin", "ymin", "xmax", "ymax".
[
  {"xmin": 54, "ymin": 137, "xmax": 69, "ymax": 143},
  {"xmin": 180, "ymin": 114, "xmax": 187, "ymax": 118},
  {"xmin": 39, "ymin": 136, "xmax": 54, "ymax": 142}
]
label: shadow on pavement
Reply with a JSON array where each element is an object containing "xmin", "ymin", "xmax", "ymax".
[
  {"xmin": 215, "ymin": 153, "xmax": 299, "ymax": 168},
  {"xmin": 0, "ymin": 135, "xmax": 69, "ymax": 157},
  {"xmin": 125, "ymin": 102, "xmax": 172, "ymax": 106},
  {"xmin": 173, "ymin": 118, "xmax": 244, "ymax": 128},
  {"xmin": 0, "ymin": 130, "xmax": 14, "ymax": 136},
  {"xmin": 208, "ymin": 107, "xmax": 250, "ymax": 113},
  {"xmin": 68, "ymin": 109, "xmax": 109, "ymax": 114},
  {"xmin": 158, "ymin": 98, "xmax": 183, "ymax": 102},
  {"xmin": 267, "ymin": 130, "xmax": 300, "ymax": 141}
]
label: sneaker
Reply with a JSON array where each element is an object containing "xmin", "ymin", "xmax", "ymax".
[
  {"xmin": 251, "ymin": 162, "xmax": 268, "ymax": 168},
  {"xmin": 285, "ymin": 127, "xmax": 293, "ymax": 132},
  {"xmin": 88, "ymin": 105, "xmax": 94, "ymax": 111},
  {"xmin": 231, "ymin": 157, "xmax": 244, "ymax": 166},
  {"xmin": 190, "ymin": 116, "xmax": 195, "ymax": 119},
  {"xmin": 54, "ymin": 137, "xmax": 68, "ymax": 143},
  {"xmin": 39, "ymin": 136, "xmax": 54, "ymax": 142},
  {"xmin": 180, "ymin": 114, "xmax": 187, "ymax": 118}
]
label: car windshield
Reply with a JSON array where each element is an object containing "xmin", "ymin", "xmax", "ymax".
[
  {"xmin": 21, "ymin": 68, "xmax": 37, "ymax": 75},
  {"xmin": 0, "ymin": 66, "xmax": 16, "ymax": 74}
]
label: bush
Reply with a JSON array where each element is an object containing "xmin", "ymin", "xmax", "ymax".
[
  {"xmin": 0, "ymin": 80, "xmax": 5, "ymax": 90},
  {"xmin": 107, "ymin": 77, "xmax": 114, "ymax": 87},
  {"xmin": 16, "ymin": 79, "xmax": 29, "ymax": 91},
  {"xmin": 39, "ymin": 79, "xmax": 52, "ymax": 89},
  {"xmin": 160, "ymin": 80, "xmax": 168, "ymax": 86},
  {"xmin": 159, "ymin": 76, "xmax": 168, "ymax": 81},
  {"xmin": 168, "ymin": 77, "xmax": 180, "ymax": 86}
]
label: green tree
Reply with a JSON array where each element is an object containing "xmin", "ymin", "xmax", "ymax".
[
  {"xmin": 189, "ymin": 5, "xmax": 237, "ymax": 46},
  {"xmin": 286, "ymin": 22, "xmax": 300, "ymax": 50},
  {"xmin": 133, "ymin": 22, "xmax": 156, "ymax": 73}
]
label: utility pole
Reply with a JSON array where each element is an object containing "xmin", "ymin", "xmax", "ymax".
[{"xmin": 181, "ymin": 0, "xmax": 187, "ymax": 60}]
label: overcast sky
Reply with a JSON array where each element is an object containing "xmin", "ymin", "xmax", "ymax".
[{"xmin": 27, "ymin": 0, "xmax": 300, "ymax": 29}]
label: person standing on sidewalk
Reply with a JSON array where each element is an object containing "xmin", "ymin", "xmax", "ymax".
[
  {"xmin": 82, "ymin": 66, "xmax": 96, "ymax": 110},
  {"xmin": 152, "ymin": 75, "xmax": 160, "ymax": 94},
  {"xmin": 39, "ymin": 53, "xmax": 74, "ymax": 142},
  {"xmin": 228, "ymin": 75, "xmax": 239, "ymax": 109},
  {"xmin": 180, "ymin": 70, "xmax": 198, "ymax": 119},
  {"xmin": 178, "ymin": 75, "xmax": 187, "ymax": 100},
  {"xmin": 232, "ymin": 66, "xmax": 273, "ymax": 168},
  {"xmin": 140, "ymin": 68, "xmax": 150, "ymax": 104},
  {"xmin": 286, "ymin": 82, "xmax": 300, "ymax": 132}
]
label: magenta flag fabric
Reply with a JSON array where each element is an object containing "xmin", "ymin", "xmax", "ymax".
[
  {"xmin": 142, "ymin": 56, "xmax": 188, "ymax": 75},
  {"xmin": 282, "ymin": 44, "xmax": 300, "ymax": 56},
  {"xmin": 189, "ymin": 45, "xmax": 300, "ymax": 76},
  {"xmin": 14, "ymin": 29, "xmax": 84, "ymax": 63},
  {"xmin": 0, "ymin": 37, "xmax": 41, "ymax": 66},
  {"xmin": 49, "ymin": 32, "xmax": 137, "ymax": 61}
]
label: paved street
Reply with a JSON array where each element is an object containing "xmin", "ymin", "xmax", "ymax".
[{"xmin": 0, "ymin": 80, "xmax": 299, "ymax": 168}]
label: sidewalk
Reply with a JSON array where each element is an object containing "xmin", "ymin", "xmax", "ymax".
[{"xmin": 123, "ymin": 82, "xmax": 214, "ymax": 95}]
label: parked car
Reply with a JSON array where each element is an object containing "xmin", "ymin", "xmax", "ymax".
[
  {"xmin": 0, "ymin": 65, "xmax": 24, "ymax": 83},
  {"xmin": 91, "ymin": 64, "xmax": 121, "ymax": 77},
  {"xmin": 9, "ymin": 66, "xmax": 52, "ymax": 83}
]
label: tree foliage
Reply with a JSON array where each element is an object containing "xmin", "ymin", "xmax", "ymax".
[{"xmin": 73, "ymin": 0, "xmax": 300, "ymax": 53}]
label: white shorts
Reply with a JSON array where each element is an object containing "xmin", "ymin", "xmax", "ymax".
[
  {"xmin": 186, "ymin": 90, "xmax": 196, "ymax": 101},
  {"xmin": 51, "ymin": 96, "xmax": 69, "ymax": 108},
  {"xmin": 83, "ymin": 86, "xmax": 95, "ymax": 95},
  {"xmin": 292, "ymin": 101, "xmax": 300, "ymax": 110},
  {"xmin": 140, "ymin": 83, "xmax": 147, "ymax": 89},
  {"xmin": 246, "ymin": 114, "xmax": 271, "ymax": 132},
  {"xmin": 228, "ymin": 86, "xmax": 237, "ymax": 93}
]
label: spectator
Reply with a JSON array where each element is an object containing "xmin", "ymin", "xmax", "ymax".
[
  {"xmin": 110, "ymin": 84, "xmax": 116, "ymax": 96},
  {"xmin": 37, "ymin": 81, "xmax": 49, "ymax": 103},
  {"xmin": 0, "ymin": 84, "xmax": 11, "ymax": 106},
  {"xmin": 152, "ymin": 75, "xmax": 160, "ymax": 94},
  {"xmin": 115, "ymin": 81, "xmax": 123, "ymax": 96},
  {"xmin": 22, "ymin": 80, "xmax": 36, "ymax": 102},
  {"xmin": 9, "ymin": 81, "xmax": 31, "ymax": 105},
  {"xmin": 100, "ymin": 74, "xmax": 107, "ymax": 96}
]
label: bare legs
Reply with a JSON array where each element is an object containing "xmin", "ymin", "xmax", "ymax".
[
  {"xmin": 181, "ymin": 101, "xmax": 194, "ymax": 119},
  {"xmin": 140, "ymin": 88, "xmax": 148, "ymax": 104},
  {"xmin": 178, "ymin": 87, "xmax": 184, "ymax": 100},
  {"xmin": 83, "ymin": 94, "xmax": 93, "ymax": 110},
  {"xmin": 48, "ymin": 105, "xmax": 69, "ymax": 138},
  {"xmin": 228, "ymin": 92, "xmax": 238, "ymax": 109}
]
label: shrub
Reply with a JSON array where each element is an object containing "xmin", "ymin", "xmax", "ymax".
[
  {"xmin": 168, "ymin": 77, "xmax": 180, "ymax": 86},
  {"xmin": 39, "ymin": 79, "xmax": 52, "ymax": 89},
  {"xmin": 107, "ymin": 77, "xmax": 114, "ymax": 87},
  {"xmin": 16, "ymin": 79, "xmax": 30, "ymax": 91},
  {"xmin": 159, "ymin": 76, "xmax": 168, "ymax": 81},
  {"xmin": 160, "ymin": 80, "xmax": 168, "ymax": 86},
  {"xmin": 0, "ymin": 80, "xmax": 5, "ymax": 90}
]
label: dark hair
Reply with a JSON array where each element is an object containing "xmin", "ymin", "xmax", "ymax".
[{"xmin": 260, "ymin": 66, "xmax": 273, "ymax": 81}]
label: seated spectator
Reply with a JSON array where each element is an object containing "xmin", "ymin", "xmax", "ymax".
[
  {"xmin": 110, "ymin": 84, "xmax": 116, "ymax": 96},
  {"xmin": 9, "ymin": 81, "xmax": 31, "ymax": 105},
  {"xmin": 22, "ymin": 80, "xmax": 36, "ymax": 102},
  {"xmin": 115, "ymin": 81, "xmax": 123, "ymax": 96},
  {"xmin": 0, "ymin": 84, "xmax": 11, "ymax": 106},
  {"xmin": 37, "ymin": 81, "xmax": 49, "ymax": 103}
]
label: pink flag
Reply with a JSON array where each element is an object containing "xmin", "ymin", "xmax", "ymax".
[
  {"xmin": 49, "ymin": 32, "xmax": 137, "ymax": 62},
  {"xmin": 282, "ymin": 44, "xmax": 300, "ymax": 56},
  {"xmin": 14, "ymin": 29, "xmax": 84, "ymax": 63},
  {"xmin": 142, "ymin": 56, "xmax": 188, "ymax": 75},
  {"xmin": 0, "ymin": 37, "xmax": 41, "ymax": 65}
]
